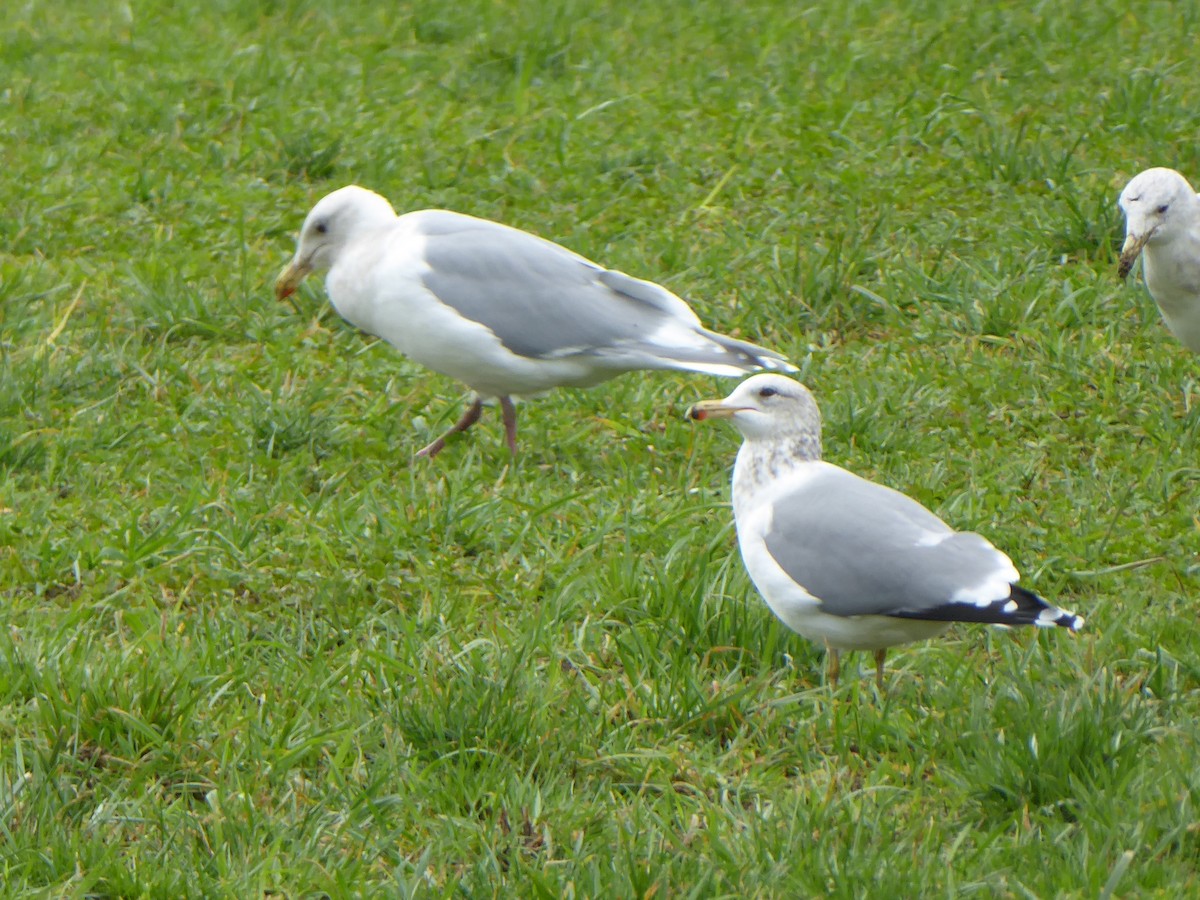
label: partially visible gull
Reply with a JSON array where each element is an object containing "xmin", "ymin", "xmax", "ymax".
[
  {"xmin": 275, "ymin": 185, "xmax": 796, "ymax": 458},
  {"xmin": 1118, "ymin": 167, "xmax": 1200, "ymax": 352},
  {"xmin": 688, "ymin": 374, "xmax": 1083, "ymax": 689}
]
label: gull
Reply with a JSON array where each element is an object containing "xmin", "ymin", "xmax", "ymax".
[
  {"xmin": 275, "ymin": 185, "xmax": 796, "ymax": 458},
  {"xmin": 1118, "ymin": 167, "xmax": 1200, "ymax": 352},
  {"xmin": 688, "ymin": 374, "xmax": 1083, "ymax": 689}
]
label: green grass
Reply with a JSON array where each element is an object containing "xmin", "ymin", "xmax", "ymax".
[{"xmin": 2, "ymin": 0, "xmax": 1199, "ymax": 894}]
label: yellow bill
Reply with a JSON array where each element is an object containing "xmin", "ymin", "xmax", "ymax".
[{"xmin": 274, "ymin": 259, "xmax": 312, "ymax": 300}]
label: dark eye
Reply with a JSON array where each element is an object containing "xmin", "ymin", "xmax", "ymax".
[
  {"xmin": 758, "ymin": 386, "xmax": 778, "ymax": 398},
  {"xmin": 1157, "ymin": 204, "xmax": 1169, "ymax": 215},
  {"xmin": 315, "ymin": 222, "xmax": 328, "ymax": 234}
]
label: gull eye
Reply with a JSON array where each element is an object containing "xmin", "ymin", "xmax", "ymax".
[
  {"xmin": 1156, "ymin": 204, "xmax": 1169, "ymax": 215},
  {"xmin": 315, "ymin": 221, "xmax": 328, "ymax": 235},
  {"xmin": 757, "ymin": 386, "xmax": 778, "ymax": 399}
]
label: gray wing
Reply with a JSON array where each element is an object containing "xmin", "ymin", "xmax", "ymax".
[
  {"xmin": 414, "ymin": 212, "xmax": 692, "ymax": 359},
  {"xmin": 763, "ymin": 467, "xmax": 1016, "ymax": 618},
  {"xmin": 413, "ymin": 212, "xmax": 791, "ymax": 372}
]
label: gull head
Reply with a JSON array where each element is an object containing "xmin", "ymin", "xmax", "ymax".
[
  {"xmin": 688, "ymin": 374, "xmax": 822, "ymax": 443},
  {"xmin": 1118, "ymin": 167, "xmax": 1197, "ymax": 279},
  {"xmin": 275, "ymin": 185, "xmax": 398, "ymax": 300}
]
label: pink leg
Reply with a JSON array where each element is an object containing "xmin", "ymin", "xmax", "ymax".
[
  {"xmin": 825, "ymin": 639, "xmax": 840, "ymax": 688},
  {"xmin": 499, "ymin": 397, "xmax": 518, "ymax": 455},
  {"xmin": 416, "ymin": 398, "xmax": 483, "ymax": 459}
]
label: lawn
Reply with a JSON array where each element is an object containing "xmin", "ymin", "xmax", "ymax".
[{"xmin": 2, "ymin": 0, "xmax": 1199, "ymax": 895}]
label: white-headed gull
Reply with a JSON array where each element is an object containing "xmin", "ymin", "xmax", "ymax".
[
  {"xmin": 1118, "ymin": 167, "xmax": 1200, "ymax": 352},
  {"xmin": 689, "ymin": 374, "xmax": 1083, "ymax": 688},
  {"xmin": 276, "ymin": 185, "xmax": 796, "ymax": 458}
]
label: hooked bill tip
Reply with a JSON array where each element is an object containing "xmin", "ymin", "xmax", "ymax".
[{"xmin": 687, "ymin": 406, "xmax": 708, "ymax": 421}]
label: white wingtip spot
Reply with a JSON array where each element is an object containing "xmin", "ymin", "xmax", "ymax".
[
  {"xmin": 1039, "ymin": 607, "xmax": 1060, "ymax": 625},
  {"xmin": 1034, "ymin": 607, "xmax": 1084, "ymax": 631}
]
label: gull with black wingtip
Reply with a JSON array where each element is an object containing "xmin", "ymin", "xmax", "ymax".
[{"xmin": 689, "ymin": 374, "xmax": 1083, "ymax": 689}]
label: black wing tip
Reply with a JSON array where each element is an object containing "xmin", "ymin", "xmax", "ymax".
[
  {"xmin": 1041, "ymin": 610, "xmax": 1085, "ymax": 632},
  {"xmin": 1012, "ymin": 584, "xmax": 1085, "ymax": 631},
  {"xmin": 891, "ymin": 584, "xmax": 1084, "ymax": 631}
]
